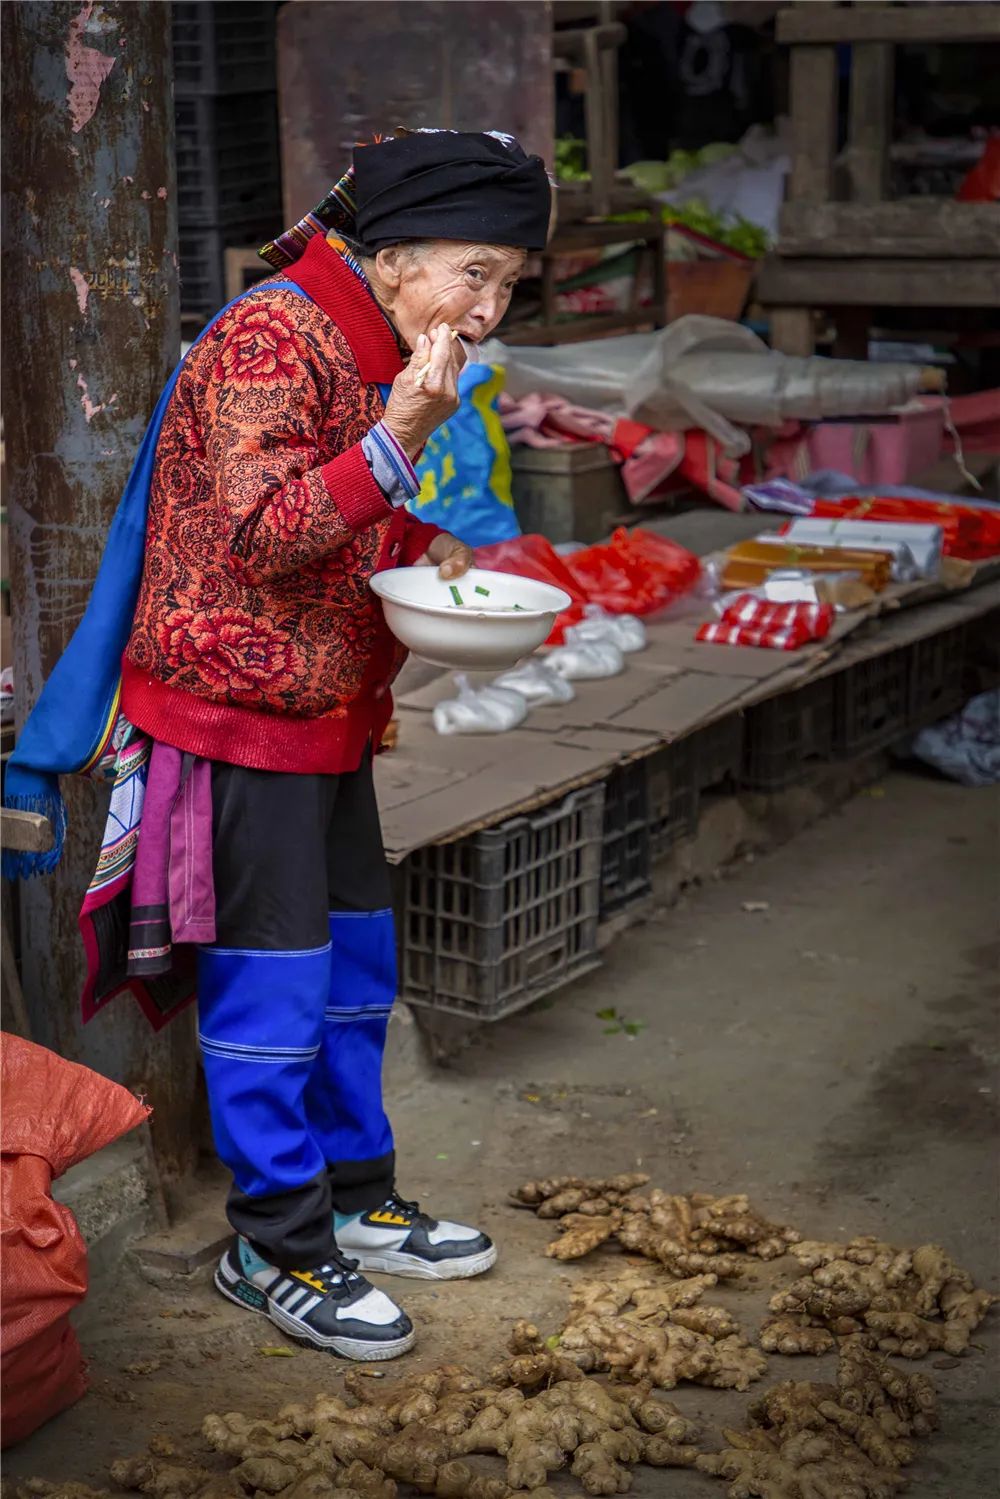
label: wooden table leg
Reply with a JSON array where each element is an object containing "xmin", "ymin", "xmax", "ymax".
[
  {"xmin": 1, "ymin": 888, "xmax": 32, "ymax": 1040},
  {"xmin": 770, "ymin": 307, "xmax": 816, "ymax": 356}
]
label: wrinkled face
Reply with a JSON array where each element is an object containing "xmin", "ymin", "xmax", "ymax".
[{"xmin": 372, "ymin": 240, "xmax": 526, "ymax": 351}]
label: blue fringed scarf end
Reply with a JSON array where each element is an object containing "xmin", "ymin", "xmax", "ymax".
[{"xmin": 2, "ymin": 776, "xmax": 67, "ymax": 880}]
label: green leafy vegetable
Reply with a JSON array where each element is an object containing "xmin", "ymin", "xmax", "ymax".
[
  {"xmin": 474, "ymin": 585, "xmax": 491, "ymax": 597},
  {"xmin": 661, "ymin": 198, "xmax": 771, "ymax": 258},
  {"xmin": 555, "ymin": 135, "xmax": 589, "ymax": 183},
  {"xmin": 449, "ymin": 585, "xmax": 464, "ymax": 607}
]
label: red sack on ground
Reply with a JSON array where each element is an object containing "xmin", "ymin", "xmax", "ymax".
[{"xmin": 0, "ymin": 1033, "xmax": 150, "ymax": 1447}]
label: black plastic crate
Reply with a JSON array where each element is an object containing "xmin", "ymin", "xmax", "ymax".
[
  {"xmin": 175, "ymin": 93, "xmax": 281, "ymax": 227},
  {"xmin": 689, "ymin": 714, "xmax": 744, "ymax": 790},
  {"xmin": 909, "ymin": 625, "xmax": 967, "ymax": 729},
  {"xmin": 172, "ymin": 3, "xmax": 277, "ymax": 96},
  {"xmin": 397, "ymin": 785, "xmax": 605, "ymax": 1021},
  {"xmin": 600, "ymin": 762, "xmax": 651, "ymax": 917},
  {"xmin": 179, "ymin": 218, "xmax": 276, "ymax": 321},
  {"xmin": 648, "ymin": 740, "xmax": 700, "ymax": 861},
  {"xmin": 832, "ymin": 646, "xmax": 912, "ymax": 758},
  {"xmin": 740, "ymin": 677, "xmax": 835, "ymax": 791}
]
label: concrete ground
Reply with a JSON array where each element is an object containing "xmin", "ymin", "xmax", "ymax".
[{"xmin": 7, "ymin": 768, "xmax": 999, "ymax": 1498}]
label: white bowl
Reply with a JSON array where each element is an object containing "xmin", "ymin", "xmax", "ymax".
[{"xmin": 370, "ymin": 566, "xmax": 572, "ymax": 670}]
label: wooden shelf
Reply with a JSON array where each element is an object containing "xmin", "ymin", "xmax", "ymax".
[
  {"xmin": 778, "ymin": 202, "xmax": 1000, "ymax": 260},
  {"xmin": 777, "ymin": 3, "xmax": 1000, "ymax": 47},
  {"xmin": 759, "ymin": 256, "xmax": 1000, "ymax": 309}
]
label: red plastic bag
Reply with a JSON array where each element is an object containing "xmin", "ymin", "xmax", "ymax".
[
  {"xmin": 0, "ymin": 1034, "xmax": 149, "ymax": 1447},
  {"xmin": 476, "ymin": 528, "xmax": 701, "ymax": 642},
  {"xmin": 956, "ymin": 137, "xmax": 1000, "ymax": 202},
  {"xmin": 474, "ymin": 534, "xmax": 588, "ymax": 601},
  {"xmin": 474, "ymin": 535, "xmax": 589, "ymax": 642},
  {"xmin": 564, "ymin": 528, "xmax": 702, "ymax": 615}
]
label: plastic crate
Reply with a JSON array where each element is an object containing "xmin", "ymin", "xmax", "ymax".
[
  {"xmin": 179, "ymin": 218, "xmax": 276, "ymax": 321},
  {"xmin": 909, "ymin": 625, "xmax": 967, "ymax": 729},
  {"xmin": 397, "ymin": 785, "xmax": 605, "ymax": 1021},
  {"xmin": 832, "ymin": 646, "xmax": 912, "ymax": 758},
  {"xmin": 740, "ymin": 678, "xmax": 835, "ymax": 791},
  {"xmin": 648, "ymin": 740, "xmax": 700, "ymax": 862},
  {"xmin": 175, "ymin": 93, "xmax": 281, "ymax": 227},
  {"xmin": 172, "ymin": 3, "xmax": 277, "ymax": 96},
  {"xmin": 600, "ymin": 762, "xmax": 651, "ymax": 917},
  {"xmin": 689, "ymin": 714, "xmax": 744, "ymax": 790}
]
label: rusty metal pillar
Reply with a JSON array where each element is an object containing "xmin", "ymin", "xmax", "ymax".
[{"xmin": 2, "ymin": 2, "xmax": 198, "ymax": 1180}]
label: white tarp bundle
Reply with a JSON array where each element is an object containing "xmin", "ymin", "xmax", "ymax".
[{"xmin": 486, "ymin": 318, "xmax": 926, "ymax": 457}]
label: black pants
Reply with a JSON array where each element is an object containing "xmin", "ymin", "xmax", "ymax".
[{"xmin": 197, "ymin": 755, "xmax": 398, "ymax": 1268}]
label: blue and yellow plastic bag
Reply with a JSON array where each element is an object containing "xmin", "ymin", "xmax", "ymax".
[{"xmin": 409, "ymin": 364, "xmax": 521, "ymax": 547}]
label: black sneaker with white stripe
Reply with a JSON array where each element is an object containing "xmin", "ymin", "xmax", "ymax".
[
  {"xmin": 215, "ymin": 1236, "xmax": 414, "ymax": 1360},
  {"xmin": 334, "ymin": 1190, "xmax": 497, "ymax": 1281}
]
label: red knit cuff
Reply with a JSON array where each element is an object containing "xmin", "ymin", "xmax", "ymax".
[
  {"xmin": 320, "ymin": 444, "xmax": 392, "ymax": 532},
  {"xmin": 401, "ymin": 518, "xmax": 445, "ymax": 565}
]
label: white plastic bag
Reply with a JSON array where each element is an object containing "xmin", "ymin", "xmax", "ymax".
[
  {"xmin": 493, "ymin": 660, "xmax": 576, "ymax": 706},
  {"xmin": 546, "ymin": 640, "xmax": 625, "ymax": 681},
  {"xmin": 433, "ymin": 674, "xmax": 528, "ymax": 736},
  {"xmin": 566, "ymin": 605, "xmax": 647, "ymax": 654}
]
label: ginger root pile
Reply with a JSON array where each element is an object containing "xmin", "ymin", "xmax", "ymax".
[
  {"xmin": 23, "ymin": 1340, "xmax": 701, "ymax": 1499},
  {"xmin": 550, "ymin": 1268, "xmax": 767, "ymax": 1394},
  {"xmin": 697, "ymin": 1335, "xmax": 938, "ymax": 1498},
  {"xmin": 511, "ymin": 1178, "xmax": 800, "ymax": 1276},
  {"xmin": 767, "ymin": 1236, "xmax": 996, "ymax": 1360}
]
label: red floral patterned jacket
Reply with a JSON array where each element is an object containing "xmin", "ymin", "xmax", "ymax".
[{"xmin": 122, "ymin": 236, "xmax": 442, "ymax": 773}]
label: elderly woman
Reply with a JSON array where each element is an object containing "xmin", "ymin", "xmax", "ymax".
[
  {"xmin": 130, "ymin": 130, "xmax": 551, "ymax": 1358},
  {"xmin": 7, "ymin": 129, "xmax": 550, "ymax": 1362}
]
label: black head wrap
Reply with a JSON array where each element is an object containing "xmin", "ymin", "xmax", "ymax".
[
  {"xmin": 260, "ymin": 128, "xmax": 552, "ymax": 272},
  {"xmin": 353, "ymin": 130, "xmax": 551, "ymax": 252}
]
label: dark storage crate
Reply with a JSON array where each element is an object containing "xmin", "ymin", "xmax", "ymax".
[
  {"xmin": 689, "ymin": 714, "xmax": 744, "ymax": 790},
  {"xmin": 740, "ymin": 677, "xmax": 835, "ymax": 791},
  {"xmin": 172, "ymin": 3, "xmax": 277, "ymax": 96},
  {"xmin": 600, "ymin": 762, "xmax": 651, "ymax": 917},
  {"xmin": 179, "ymin": 217, "xmax": 276, "ymax": 322},
  {"xmin": 648, "ymin": 739, "xmax": 700, "ymax": 861},
  {"xmin": 175, "ymin": 93, "xmax": 281, "ymax": 227},
  {"xmin": 909, "ymin": 625, "xmax": 967, "ymax": 729},
  {"xmin": 397, "ymin": 785, "xmax": 605, "ymax": 1021},
  {"xmin": 832, "ymin": 646, "xmax": 912, "ymax": 758}
]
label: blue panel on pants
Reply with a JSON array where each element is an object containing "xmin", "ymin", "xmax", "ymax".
[
  {"xmin": 305, "ymin": 910, "xmax": 396, "ymax": 1166},
  {"xmin": 197, "ymin": 943, "xmax": 331, "ymax": 1198}
]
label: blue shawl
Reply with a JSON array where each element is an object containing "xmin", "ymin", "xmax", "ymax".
[{"xmin": 3, "ymin": 281, "xmax": 306, "ymax": 880}]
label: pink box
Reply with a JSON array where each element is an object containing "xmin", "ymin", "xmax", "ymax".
[{"xmin": 806, "ymin": 398, "xmax": 945, "ymax": 487}]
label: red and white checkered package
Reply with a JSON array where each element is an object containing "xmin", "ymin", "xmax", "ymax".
[{"xmin": 697, "ymin": 594, "xmax": 835, "ymax": 651}]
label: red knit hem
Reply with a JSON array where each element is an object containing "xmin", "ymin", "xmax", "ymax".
[
  {"xmin": 401, "ymin": 518, "xmax": 446, "ymax": 565},
  {"xmin": 121, "ymin": 659, "xmax": 392, "ymax": 775},
  {"xmin": 322, "ymin": 444, "xmax": 393, "ymax": 533}
]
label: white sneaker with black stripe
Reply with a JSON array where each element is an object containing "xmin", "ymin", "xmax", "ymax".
[
  {"xmin": 334, "ymin": 1190, "xmax": 498, "ymax": 1281},
  {"xmin": 214, "ymin": 1236, "xmax": 414, "ymax": 1360}
]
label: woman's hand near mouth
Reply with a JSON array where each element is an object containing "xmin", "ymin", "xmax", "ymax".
[{"xmin": 381, "ymin": 324, "xmax": 461, "ymax": 459}]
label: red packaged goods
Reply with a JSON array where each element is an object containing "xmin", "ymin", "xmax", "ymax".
[
  {"xmin": 0, "ymin": 1034, "xmax": 149, "ymax": 1447},
  {"xmin": 698, "ymin": 594, "xmax": 835, "ymax": 650},
  {"xmin": 809, "ymin": 497, "xmax": 1000, "ymax": 562}
]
